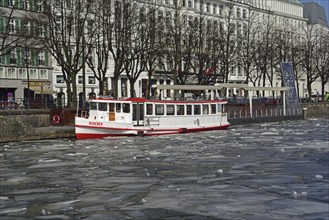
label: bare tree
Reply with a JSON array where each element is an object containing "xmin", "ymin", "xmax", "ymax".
[
  {"xmin": 236, "ymin": 8, "xmax": 259, "ymax": 95},
  {"xmin": 41, "ymin": 0, "xmax": 95, "ymax": 107},
  {"xmin": 253, "ymin": 12, "xmax": 276, "ymax": 95},
  {"xmin": 187, "ymin": 9, "xmax": 223, "ymax": 86},
  {"xmin": 143, "ymin": 2, "xmax": 164, "ymax": 98},
  {"xmin": 122, "ymin": 1, "xmax": 147, "ymax": 98},
  {"xmin": 316, "ymin": 32, "xmax": 329, "ymax": 99},
  {"xmin": 86, "ymin": 0, "xmax": 113, "ymax": 96},
  {"xmin": 0, "ymin": 2, "xmax": 26, "ymax": 63},
  {"xmin": 299, "ymin": 25, "xmax": 320, "ymax": 100},
  {"xmin": 219, "ymin": 3, "xmax": 239, "ymax": 86},
  {"xmin": 107, "ymin": 0, "xmax": 137, "ymax": 98},
  {"xmin": 158, "ymin": 0, "xmax": 189, "ymax": 99}
]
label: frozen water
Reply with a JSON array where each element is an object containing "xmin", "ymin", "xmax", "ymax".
[{"xmin": 0, "ymin": 119, "xmax": 328, "ymax": 219}]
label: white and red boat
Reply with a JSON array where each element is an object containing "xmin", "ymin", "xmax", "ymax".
[{"xmin": 75, "ymin": 97, "xmax": 230, "ymax": 139}]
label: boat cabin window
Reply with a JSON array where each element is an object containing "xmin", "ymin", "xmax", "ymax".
[
  {"xmin": 202, "ymin": 104, "xmax": 209, "ymax": 114},
  {"xmin": 123, "ymin": 103, "xmax": 130, "ymax": 113},
  {"xmin": 90, "ymin": 102, "xmax": 97, "ymax": 110},
  {"xmin": 211, "ymin": 104, "xmax": 216, "ymax": 114},
  {"xmin": 186, "ymin": 105, "xmax": 192, "ymax": 115},
  {"xmin": 99, "ymin": 103, "xmax": 107, "ymax": 111},
  {"xmin": 109, "ymin": 103, "xmax": 115, "ymax": 112},
  {"xmin": 116, "ymin": 103, "xmax": 121, "ymax": 112},
  {"xmin": 217, "ymin": 104, "xmax": 222, "ymax": 113},
  {"xmin": 146, "ymin": 104, "xmax": 153, "ymax": 115},
  {"xmin": 194, "ymin": 105, "xmax": 201, "ymax": 115},
  {"xmin": 177, "ymin": 105, "xmax": 185, "ymax": 115},
  {"xmin": 155, "ymin": 104, "xmax": 164, "ymax": 115},
  {"xmin": 166, "ymin": 105, "xmax": 175, "ymax": 115}
]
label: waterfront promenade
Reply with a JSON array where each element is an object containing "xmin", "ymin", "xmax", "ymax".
[{"xmin": 0, "ymin": 102, "xmax": 328, "ymax": 143}]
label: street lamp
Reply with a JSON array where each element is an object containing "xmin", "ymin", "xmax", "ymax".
[{"xmin": 25, "ymin": 57, "xmax": 30, "ymax": 110}]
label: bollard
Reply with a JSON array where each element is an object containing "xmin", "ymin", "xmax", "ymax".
[{"xmin": 302, "ymin": 108, "xmax": 307, "ymax": 120}]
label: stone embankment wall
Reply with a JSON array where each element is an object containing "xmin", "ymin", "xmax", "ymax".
[
  {"xmin": 0, "ymin": 112, "xmax": 51, "ymax": 143},
  {"xmin": 301, "ymin": 102, "xmax": 329, "ymax": 119},
  {"xmin": 0, "ymin": 103, "xmax": 327, "ymax": 143}
]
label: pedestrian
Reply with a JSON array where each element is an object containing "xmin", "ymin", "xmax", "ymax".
[{"xmin": 324, "ymin": 92, "xmax": 329, "ymax": 102}]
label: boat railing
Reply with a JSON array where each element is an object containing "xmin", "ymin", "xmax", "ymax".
[
  {"xmin": 145, "ymin": 116, "xmax": 160, "ymax": 126},
  {"xmin": 227, "ymin": 107, "xmax": 302, "ymax": 119},
  {"xmin": 78, "ymin": 111, "xmax": 89, "ymax": 118}
]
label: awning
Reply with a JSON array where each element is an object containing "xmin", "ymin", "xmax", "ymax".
[
  {"xmin": 155, "ymin": 84, "xmax": 223, "ymax": 91},
  {"xmin": 28, "ymin": 86, "xmax": 56, "ymax": 95}
]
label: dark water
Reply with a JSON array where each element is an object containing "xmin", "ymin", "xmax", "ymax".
[{"xmin": 1, "ymin": 119, "xmax": 328, "ymax": 220}]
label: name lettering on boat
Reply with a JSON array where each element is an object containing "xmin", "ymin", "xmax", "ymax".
[{"xmin": 89, "ymin": 122, "xmax": 103, "ymax": 126}]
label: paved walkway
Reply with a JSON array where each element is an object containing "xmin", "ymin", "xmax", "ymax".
[{"xmin": 35, "ymin": 126, "xmax": 75, "ymax": 140}]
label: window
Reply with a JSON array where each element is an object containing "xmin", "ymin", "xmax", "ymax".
[
  {"xmin": 177, "ymin": 105, "xmax": 185, "ymax": 115},
  {"xmin": 213, "ymin": 4, "xmax": 217, "ymax": 14},
  {"xmin": 38, "ymin": 51, "xmax": 45, "ymax": 65},
  {"xmin": 123, "ymin": 103, "xmax": 130, "ymax": 113},
  {"xmin": 98, "ymin": 103, "xmax": 107, "ymax": 111},
  {"xmin": 188, "ymin": 0, "xmax": 192, "ymax": 7},
  {"xmin": 9, "ymin": 50, "xmax": 16, "ymax": 64},
  {"xmin": 146, "ymin": 104, "xmax": 153, "ymax": 115},
  {"xmin": 66, "ymin": 0, "xmax": 72, "ymax": 9},
  {"xmin": 87, "ymin": 20, "xmax": 93, "ymax": 35},
  {"xmin": 194, "ymin": 105, "xmax": 201, "ymax": 115},
  {"xmin": 219, "ymin": 5, "xmax": 223, "ymax": 16},
  {"xmin": 121, "ymin": 78, "xmax": 127, "ymax": 97},
  {"xmin": 7, "ymin": 68, "xmax": 16, "ymax": 78},
  {"xmin": 166, "ymin": 80, "xmax": 171, "ymax": 97},
  {"xmin": 206, "ymin": 2, "xmax": 210, "ymax": 13},
  {"xmin": 36, "ymin": 0, "xmax": 43, "ymax": 11},
  {"xmin": 22, "ymin": 20, "xmax": 30, "ymax": 34},
  {"xmin": 88, "ymin": 76, "xmax": 95, "ymax": 84},
  {"xmin": 0, "ymin": 68, "xmax": 5, "ymax": 78},
  {"xmin": 56, "ymin": 75, "xmax": 64, "ymax": 83},
  {"xmin": 186, "ymin": 105, "xmax": 192, "ymax": 115},
  {"xmin": 155, "ymin": 104, "xmax": 164, "ymax": 115},
  {"xmin": 90, "ymin": 102, "xmax": 97, "ymax": 110},
  {"xmin": 217, "ymin": 104, "xmax": 222, "ymax": 113},
  {"xmin": 78, "ymin": 75, "xmax": 83, "ymax": 84},
  {"xmin": 237, "ymin": 8, "xmax": 241, "ymax": 18},
  {"xmin": 166, "ymin": 105, "xmax": 175, "ymax": 115},
  {"xmin": 202, "ymin": 104, "xmax": 209, "ymax": 114},
  {"xmin": 24, "ymin": 0, "xmax": 29, "ymax": 9},
  {"xmin": 211, "ymin": 104, "xmax": 216, "ymax": 114},
  {"xmin": 39, "ymin": 69, "xmax": 47, "ymax": 79},
  {"xmin": 243, "ymin": 9, "xmax": 247, "ymax": 19},
  {"xmin": 30, "ymin": 69, "xmax": 37, "ymax": 79},
  {"xmin": 116, "ymin": 103, "xmax": 121, "ymax": 112},
  {"xmin": 8, "ymin": 0, "xmax": 14, "ymax": 7},
  {"xmin": 37, "ymin": 23, "xmax": 44, "ymax": 37}
]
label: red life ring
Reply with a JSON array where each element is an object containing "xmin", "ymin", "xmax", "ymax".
[{"xmin": 53, "ymin": 115, "xmax": 61, "ymax": 125}]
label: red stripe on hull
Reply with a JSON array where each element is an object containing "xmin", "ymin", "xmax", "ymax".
[{"xmin": 75, "ymin": 124, "xmax": 230, "ymax": 140}]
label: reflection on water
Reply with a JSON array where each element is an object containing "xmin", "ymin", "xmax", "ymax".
[{"xmin": 1, "ymin": 119, "xmax": 328, "ymax": 219}]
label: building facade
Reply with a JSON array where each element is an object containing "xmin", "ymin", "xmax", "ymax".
[{"xmin": 1, "ymin": 0, "xmax": 328, "ymax": 108}]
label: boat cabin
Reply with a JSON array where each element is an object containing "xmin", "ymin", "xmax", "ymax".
[{"xmin": 86, "ymin": 97, "xmax": 227, "ymax": 127}]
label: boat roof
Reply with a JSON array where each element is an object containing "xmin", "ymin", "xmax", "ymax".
[
  {"xmin": 156, "ymin": 84, "xmax": 288, "ymax": 91},
  {"xmin": 90, "ymin": 97, "xmax": 227, "ymax": 104}
]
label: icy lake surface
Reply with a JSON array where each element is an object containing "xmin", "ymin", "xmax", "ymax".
[{"xmin": 0, "ymin": 119, "xmax": 328, "ymax": 219}]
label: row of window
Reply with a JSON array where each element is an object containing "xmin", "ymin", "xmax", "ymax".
[
  {"xmin": 56, "ymin": 75, "xmax": 96, "ymax": 84},
  {"xmin": 0, "ymin": 0, "xmax": 43, "ymax": 11},
  {"xmin": 90, "ymin": 102, "xmax": 223, "ymax": 116},
  {"xmin": 0, "ymin": 67, "xmax": 48, "ymax": 79},
  {"xmin": 0, "ymin": 48, "xmax": 48, "ymax": 66},
  {"xmin": 0, "ymin": 17, "xmax": 46, "ymax": 37},
  {"xmin": 146, "ymin": 103, "xmax": 222, "ymax": 116}
]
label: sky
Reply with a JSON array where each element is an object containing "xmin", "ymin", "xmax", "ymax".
[{"xmin": 299, "ymin": 0, "xmax": 329, "ymax": 23}]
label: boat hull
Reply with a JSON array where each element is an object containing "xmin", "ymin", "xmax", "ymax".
[{"xmin": 75, "ymin": 121, "xmax": 230, "ymax": 140}]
